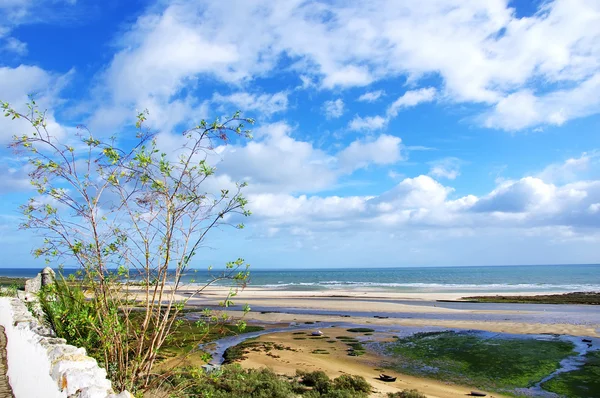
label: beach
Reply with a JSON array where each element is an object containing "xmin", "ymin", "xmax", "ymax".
[
  {"xmin": 6, "ymin": 266, "xmax": 600, "ymax": 396},
  {"xmin": 175, "ymin": 285, "xmax": 600, "ymax": 337},
  {"xmin": 174, "ymin": 283, "xmax": 599, "ymax": 397},
  {"xmin": 165, "ymin": 282, "xmax": 599, "ymax": 397}
]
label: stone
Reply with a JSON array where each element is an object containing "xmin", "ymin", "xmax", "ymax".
[
  {"xmin": 0, "ymin": 298, "xmax": 132, "ymax": 398},
  {"xmin": 41, "ymin": 267, "xmax": 56, "ymax": 287},
  {"xmin": 24, "ymin": 274, "xmax": 41, "ymax": 295}
]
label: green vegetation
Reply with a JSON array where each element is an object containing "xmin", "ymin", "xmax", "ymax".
[
  {"xmin": 161, "ymin": 366, "xmax": 372, "ymax": 398},
  {"xmin": 312, "ymin": 349, "xmax": 330, "ymax": 354},
  {"xmin": 0, "ymin": 277, "xmax": 26, "ymax": 297},
  {"xmin": 333, "ymin": 335, "xmax": 367, "ymax": 355},
  {"xmin": 387, "ymin": 390, "xmax": 427, "ymax": 398},
  {"xmin": 336, "ymin": 336, "xmax": 358, "ymax": 342},
  {"xmin": 462, "ymin": 291, "xmax": 600, "ymax": 305},
  {"xmin": 223, "ymin": 340, "xmax": 297, "ymax": 363},
  {"xmin": 542, "ymin": 351, "xmax": 600, "ymax": 398},
  {"xmin": 160, "ymin": 321, "xmax": 263, "ymax": 359},
  {"xmin": 0, "ymin": 277, "xmax": 26, "ymax": 289},
  {"xmin": 3, "ymin": 99, "xmax": 254, "ymax": 391},
  {"xmin": 384, "ymin": 331, "xmax": 575, "ymax": 393},
  {"xmin": 297, "ymin": 370, "xmax": 371, "ymax": 398},
  {"xmin": 346, "ymin": 328, "xmax": 375, "ymax": 333}
]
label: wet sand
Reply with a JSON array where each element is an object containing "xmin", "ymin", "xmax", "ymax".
[{"xmin": 173, "ymin": 285, "xmax": 600, "ymax": 337}]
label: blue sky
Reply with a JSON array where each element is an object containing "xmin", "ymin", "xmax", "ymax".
[{"xmin": 1, "ymin": 0, "xmax": 600, "ymax": 269}]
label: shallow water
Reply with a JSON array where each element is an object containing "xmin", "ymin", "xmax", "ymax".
[{"xmin": 225, "ymin": 301, "xmax": 600, "ymax": 326}]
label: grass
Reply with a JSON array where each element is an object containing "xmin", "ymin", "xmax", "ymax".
[
  {"xmin": 542, "ymin": 350, "xmax": 600, "ymax": 398},
  {"xmin": 159, "ymin": 320, "xmax": 264, "ymax": 361},
  {"xmin": 347, "ymin": 328, "xmax": 375, "ymax": 333},
  {"xmin": 387, "ymin": 390, "xmax": 427, "ymax": 398},
  {"xmin": 223, "ymin": 340, "xmax": 296, "ymax": 363},
  {"xmin": 336, "ymin": 336, "xmax": 359, "ymax": 342},
  {"xmin": 0, "ymin": 277, "xmax": 25, "ymax": 289},
  {"xmin": 311, "ymin": 349, "xmax": 330, "ymax": 355},
  {"xmin": 162, "ymin": 365, "xmax": 373, "ymax": 398},
  {"xmin": 384, "ymin": 331, "xmax": 575, "ymax": 393},
  {"xmin": 462, "ymin": 291, "xmax": 600, "ymax": 305}
]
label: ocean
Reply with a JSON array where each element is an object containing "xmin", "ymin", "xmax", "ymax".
[{"xmin": 2, "ymin": 264, "xmax": 600, "ymax": 294}]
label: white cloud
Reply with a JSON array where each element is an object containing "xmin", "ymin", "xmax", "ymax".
[
  {"xmin": 88, "ymin": 0, "xmax": 600, "ymax": 132},
  {"xmin": 0, "ymin": 65, "xmax": 72, "ymax": 144},
  {"xmin": 3, "ymin": 37, "xmax": 27, "ymax": 55},
  {"xmin": 429, "ymin": 157, "xmax": 462, "ymax": 180},
  {"xmin": 215, "ymin": 122, "xmax": 337, "ymax": 194},
  {"xmin": 337, "ymin": 135, "xmax": 403, "ymax": 172},
  {"xmin": 537, "ymin": 152, "xmax": 599, "ymax": 184},
  {"xmin": 0, "ymin": 162, "xmax": 31, "ymax": 194},
  {"xmin": 0, "ymin": 0, "xmax": 78, "ymax": 54},
  {"xmin": 349, "ymin": 88, "xmax": 436, "ymax": 131},
  {"xmin": 322, "ymin": 98, "xmax": 345, "ymax": 119},
  {"xmin": 484, "ymin": 74, "xmax": 600, "ymax": 130},
  {"xmin": 386, "ymin": 88, "xmax": 437, "ymax": 118},
  {"xmin": 357, "ymin": 90, "xmax": 385, "ymax": 102},
  {"xmin": 192, "ymin": 122, "xmax": 404, "ymax": 195},
  {"xmin": 348, "ymin": 115, "xmax": 387, "ymax": 131},
  {"xmin": 406, "ymin": 145, "xmax": 437, "ymax": 151},
  {"xmin": 321, "ymin": 65, "xmax": 373, "ymax": 88},
  {"xmin": 213, "ymin": 91, "xmax": 288, "ymax": 116},
  {"xmin": 247, "ymin": 169, "xmax": 600, "ymax": 241}
]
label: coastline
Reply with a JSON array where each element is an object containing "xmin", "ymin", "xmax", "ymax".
[
  {"xmin": 172, "ymin": 285, "xmax": 600, "ymax": 337},
  {"xmin": 177, "ymin": 284, "xmax": 584, "ymax": 301}
]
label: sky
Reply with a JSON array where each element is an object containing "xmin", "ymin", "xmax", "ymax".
[{"xmin": 1, "ymin": 0, "xmax": 600, "ymax": 269}]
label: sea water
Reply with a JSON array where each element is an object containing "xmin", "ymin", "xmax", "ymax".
[{"xmin": 2, "ymin": 264, "xmax": 600, "ymax": 294}]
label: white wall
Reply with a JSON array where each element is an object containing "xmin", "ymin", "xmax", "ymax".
[{"xmin": 0, "ymin": 298, "xmax": 131, "ymax": 398}]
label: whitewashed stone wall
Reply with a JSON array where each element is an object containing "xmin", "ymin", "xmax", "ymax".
[{"xmin": 0, "ymin": 298, "xmax": 132, "ymax": 398}]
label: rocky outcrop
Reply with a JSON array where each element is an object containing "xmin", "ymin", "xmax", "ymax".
[
  {"xmin": 23, "ymin": 267, "xmax": 56, "ymax": 302},
  {"xmin": 0, "ymin": 297, "xmax": 132, "ymax": 398}
]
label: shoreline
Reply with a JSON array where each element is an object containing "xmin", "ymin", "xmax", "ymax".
[
  {"xmin": 180, "ymin": 285, "xmax": 588, "ymax": 301},
  {"xmin": 172, "ymin": 285, "xmax": 600, "ymax": 337}
]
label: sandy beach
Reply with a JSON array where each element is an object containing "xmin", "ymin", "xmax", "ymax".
[{"xmin": 172, "ymin": 285, "xmax": 600, "ymax": 337}]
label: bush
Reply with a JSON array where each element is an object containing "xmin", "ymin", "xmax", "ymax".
[
  {"xmin": 388, "ymin": 389, "xmax": 427, "ymax": 398},
  {"xmin": 163, "ymin": 366, "xmax": 373, "ymax": 398},
  {"xmin": 297, "ymin": 371, "xmax": 370, "ymax": 398},
  {"xmin": 172, "ymin": 365, "xmax": 295, "ymax": 398},
  {"xmin": 332, "ymin": 374, "xmax": 371, "ymax": 394},
  {"xmin": 0, "ymin": 283, "xmax": 20, "ymax": 297},
  {"xmin": 346, "ymin": 328, "xmax": 374, "ymax": 333},
  {"xmin": 298, "ymin": 370, "xmax": 331, "ymax": 393}
]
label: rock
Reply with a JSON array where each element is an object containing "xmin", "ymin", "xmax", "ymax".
[
  {"xmin": 24, "ymin": 274, "xmax": 42, "ymax": 295},
  {"xmin": 41, "ymin": 267, "xmax": 56, "ymax": 286},
  {"xmin": 24, "ymin": 267, "xmax": 57, "ymax": 303}
]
